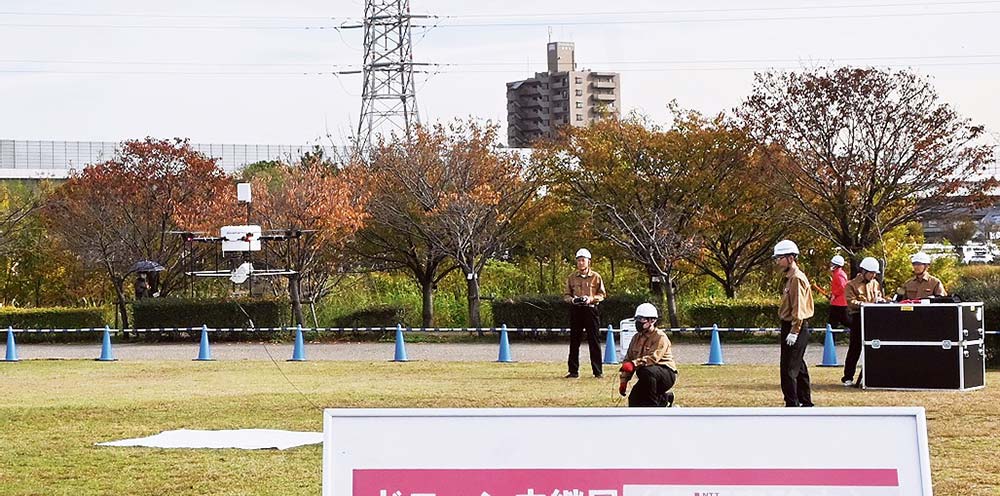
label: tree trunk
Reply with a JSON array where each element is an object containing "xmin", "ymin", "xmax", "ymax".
[
  {"xmin": 663, "ymin": 272, "xmax": 680, "ymax": 328},
  {"xmin": 113, "ymin": 280, "xmax": 129, "ymax": 330},
  {"xmin": 610, "ymin": 256, "xmax": 616, "ymax": 286},
  {"xmin": 288, "ymin": 274, "xmax": 304, "ymax": 326},
  {"xmin": 537, "ymin": 257, "xmax": 545, "ymax": 293},
  {"xmin": 466, "ymin": 274, "xmax": 482, "ymax": 332},
  {"xmin": 421, "ymin": 277, "xmax": 435, "ymax": 328}
]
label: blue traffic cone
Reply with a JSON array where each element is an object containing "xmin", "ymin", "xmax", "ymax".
[
  {"xmin": 497, "ymin": 324, "xmax": 514, "ymax": 363},
  {"xmin": 818, "ymin": 324, "xmax": 841, "ymax": 367},
  {"xmin": 97, "ymin": 326, "xmax": 117, "ymax": 361},
  {"xmin": 603, "ymin": 325, "xmax": 619, "ymax": 364},
  {"xmin": 392, "ymin": 324, "xmax": 408, "ymax": 362},
  {"xmin": 4, "ymin": 327, "xmax": 18, "ymax": 362},
  {"xmin": 289, "ymin": 324, "xmax": 306, "ymax": 362},
  {"xmin": 704, "ymin": 324, "xmax": 725, "ymax": 365},
  {"xmin": 194, "ymin": 325, "xmax": 214, "ymax": 361}
]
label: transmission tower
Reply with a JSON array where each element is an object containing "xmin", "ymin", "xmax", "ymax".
[{"xmin": 345, "ymin": 0, "xmax": 430, "ymax": 150}]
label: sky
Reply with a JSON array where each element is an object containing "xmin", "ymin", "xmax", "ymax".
[{"xmin": 1, "ymin": 0, "xmax": 999, "ymax": 149}]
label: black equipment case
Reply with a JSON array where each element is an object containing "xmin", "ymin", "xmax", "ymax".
[{"xmin": 861, "ymin": 302, "xmax": 986, "ymax": 391}]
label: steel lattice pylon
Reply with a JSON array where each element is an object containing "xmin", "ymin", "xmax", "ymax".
[{"xmin": 356, "ymin": 0, "xmax": 424, "ymax": 149}]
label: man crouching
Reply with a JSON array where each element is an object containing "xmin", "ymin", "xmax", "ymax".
[{"xmin": 618, "ymin": 303, "xmax": 678, "ymax": 407}]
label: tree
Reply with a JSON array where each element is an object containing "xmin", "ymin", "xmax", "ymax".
[
  {"xmin": 370, "ymin": 121, "xmax": 538, "ymax": 328},
  {"xmin": 45, "ymin": 138, "xmax": 232, "ymax": 328},
  {"xmin": 246, "ymin": 157, "xmax": 369, "ymax": 326},
  {"xmin": 356, "ymin": 138, "xmax": 457, "ymax": 328},
  {"xmin": 942, "ymin": 219, "xmax": 979, "ymax": 247},
  {"xmin": 739, "ymin": 67, "xmax": 996, "ymax": 272},
  {"xmin": 687, "ymin": 124, "xmax": 792, "ymax": 298},
  {"xmin": 537, "ymin": 112, "xmax": 741, "ymax": 326},
  {"xmin": 0, "ymin": 180, "xmax": 43, "ymax": 256}
]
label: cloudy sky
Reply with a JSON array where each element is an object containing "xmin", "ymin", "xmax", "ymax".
[{"xmin": 1, "ymin": 0, "xmax": 999, "ymax": 148}]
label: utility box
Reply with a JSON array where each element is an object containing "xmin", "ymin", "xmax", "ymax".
[
  {"xmin": 220, "ymin": 225, "xmax": 262, "ymax": 252},
  {"xmin": 861, "ymin": 302, "xmax": 986, "ymax": 391}
]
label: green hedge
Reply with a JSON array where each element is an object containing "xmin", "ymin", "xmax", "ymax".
[
  {"xmin": 331, "ymin": 305, "xmax": 407, "ymax": 328},
  {"xmin": 953, "ymin": 277, "xmax": 1000, "ymax": 368},
  {"xmin": 0, "ymin": 306, "xmax": 108, "ymax": 329},
  {"xmin": 685, "ymin": 298, "xmax": 832, "ymax": 329},
  {"xmin": 491, "ymin": 294, "xmax": 650, "ymax": 329},
  {"xmin": 132, "ymin": 298, "xmax": 289, "ymax": 330}
]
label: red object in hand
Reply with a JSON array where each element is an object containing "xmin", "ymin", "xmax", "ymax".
[
  {"xmin": 619, "ymin": 381, "xmax": 627, "ymax": 397},
  {"xmin": 620, "ymin": 361, "xmax": 635, "ymax": 373}
]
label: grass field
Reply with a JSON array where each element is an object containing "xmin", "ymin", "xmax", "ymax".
[{"xmin": 1, "ymin": 360, "xmax": 997, "ymax": 495}]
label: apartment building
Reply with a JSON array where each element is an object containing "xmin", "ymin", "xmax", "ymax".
[{"xmin": 506, "ymin": 42, "xmax": 620, "ymax": 148}]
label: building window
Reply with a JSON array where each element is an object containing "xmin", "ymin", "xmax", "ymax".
[
  {"xmin": 576, "ymin": 114, "xmax": 583, "ymax": 121},
  {"xmin": 575, "ymin": 89, "xmax": 583, "ymax": 96},
  {"xmin": 575, "ymin": 101, "xmax": 583, "ymax": 108},
  {"xmin": 575, "ymin": 76, "xmax": 583, "ymax": 84}
]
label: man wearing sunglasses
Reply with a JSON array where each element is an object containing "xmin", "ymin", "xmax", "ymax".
[{"xmin": 618, "ymin": 303, "xmax": 678, "ymax": 407}]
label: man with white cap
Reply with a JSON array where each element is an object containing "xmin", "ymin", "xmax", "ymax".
[
  {"xmin": 563, "ymin": 248, "xmax": 606, "ymax": 378},
  {"xmin": 618, "ymin": 303, "xmax": 677, "ymax": 407},
  {"xmin": 773, "ymin": 239, "xmax": 815, "ymax": 407},
  {"xmin": 843, "ymin": 256, "xmax": 885, "ymax": 387},
  {"xmin": 897, "ymin": 252, "xmax": 946, "ymax": 301}
]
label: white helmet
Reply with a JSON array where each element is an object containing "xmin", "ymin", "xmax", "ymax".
[
  {"xmin": 773, "ymin": 239, "xmax": 799, "ymax": 258},
  {"xmin": 575, "ymin": 248, "xmax": 592, "ymax": 260},
  {"xmin": 859, "ymin": 257, "xmax": 880, "ymax": 273},
  {"xmin": 830, "ymin": 255, "xmax": 845, "ymax": 267},
  {"xmin": 911, "ymin": 252, "xmax": 932, "ymax": 265},
  {"xmin": 634, "ymin": 303, "xmax": 659, "ymax": 319}
]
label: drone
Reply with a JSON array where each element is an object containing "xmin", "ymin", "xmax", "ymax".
[{"xmin": 170, "ymin": 183, "xmax": 314, "ymax": 292}]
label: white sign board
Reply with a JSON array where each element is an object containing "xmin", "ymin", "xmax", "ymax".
[
  {"xmin": 617, "ymin": 318, "xmax": 636, "ymax": 362},
  {"xmin": 323, "ymin": 407, "xmax": 932, "ymax": 496}
]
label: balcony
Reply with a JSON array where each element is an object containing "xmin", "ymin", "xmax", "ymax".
[
  {"xmin": 592, "ymin": 92, "xmax": 616, "ymax": 102},
  {"xmin": 590, "ymin": 80, "xmax": 616, "ymax": 89}
]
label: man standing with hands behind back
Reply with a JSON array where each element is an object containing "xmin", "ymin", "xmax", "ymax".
[
  {"xmin": 563, "ymin": 248, "xmax": 606, "ymax": 378},
  {"xmin": 773, "ymin": 239, "xmax": 815, "ymax": 407}
]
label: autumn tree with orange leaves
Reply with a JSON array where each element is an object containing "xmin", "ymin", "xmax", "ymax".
[
  {"xmin": 45, "ymin": 138, "xmax": 232, "ymax": 328},
  {"xmin": 244, "ymin": 153, "xmax": 369, "ymax": 326},
  {"xmin": 537, "ymin": 112, "xmax": 743, "ymax": 326},
  {"xmin": 367, "ymin": 121, "xmax": 538, "ymax": 328}
]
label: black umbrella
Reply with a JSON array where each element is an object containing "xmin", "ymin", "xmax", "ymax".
[{"xmin": 130, "ymin": 260, "xmax": 165, "ymax": 273}]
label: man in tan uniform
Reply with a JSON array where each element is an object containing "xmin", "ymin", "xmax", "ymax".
[
  {"xmin": 563, "ymin": 248, "xmax": 606, "ymax": 378},
  {"xmin": 773, "ymin": 239, "xmax": 815, "ymax": 407},
  {"xmin": 618, "ymin": 303, "xmax": 678, "ymax": 407},
  {"xmin": 843, "ymin": 257, "xmax": 885, "ymax": 387},
  {"xmin": 897, "ymin": 252, "xmax": 946, "ymax": 301}
]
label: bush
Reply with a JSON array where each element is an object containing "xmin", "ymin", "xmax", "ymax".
[
  {"xmin": 132, "ymin": 298, "xmax": 289, "ymax": 330},
  {"xmin": 331, "ymin": 305, "xmax": 407, "ymax": 328},
  {"xmin": 685, "ymin": 298, "xmax": 831, "ymax": 329},
  {"xmin": 0, "ymin": 306, "xmax": 108, "ymax": 329},
  {"xmin": 952, "ymin": 275, "xmax": 1000, "ymax": 368},
  {"xmin": 491, "ymin": 294, "xmax": 649, "ymax": 329}
]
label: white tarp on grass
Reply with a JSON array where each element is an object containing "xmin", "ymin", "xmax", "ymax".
[{"xmin": 97, "ymin": 429, "xmax": 322, "ymax": 450}]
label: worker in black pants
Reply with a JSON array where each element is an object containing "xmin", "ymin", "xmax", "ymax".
[
  {"xmin": 619, "ymin": 303, "xmax": 678, "ymax": 407},
  {"xmin": 773, "ymin": 239, "xmax": 815, "ymax": 407},
  {"xmin": 564, "ymin": 248, "xmax": 606, "ymax": 378},
  {"xmin": 843, "ymin": 257, "xmax": 885, "ymax": 387}
]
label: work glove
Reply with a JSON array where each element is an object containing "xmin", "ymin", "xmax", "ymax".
[
  {"xmin": 620, "ymin": 361, "xmax": 635, "ymax": 373},
  {"xmin": 785, "ymin": 332, "xmax": 798, "ymax": 347},
  {"xmin": 619, "ymin": 381, "xmax": 627, "ymax": 397}
]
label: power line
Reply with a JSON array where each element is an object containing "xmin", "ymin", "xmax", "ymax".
[
  {"xmin": 4, "ymin": 53, "xmax": 1000, "ymax": 70},
  {"xmin": 444, "ymin": 0, "xmax": 1000, "ymax": 17},
  {"xmin": 4, "ymin": 60, "xmax": 1000, "ymax": 77},
  {"xmin": 429, "ymin": 9, "xmax": 1000, "ymax": 28},
  {"xmin": 2, "ymin": 0, "xmax": 997, "ymax": 21}
]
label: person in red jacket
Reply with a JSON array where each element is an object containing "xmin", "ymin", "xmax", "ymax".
[{"xmin": 813, "ymin": 255, "xmax": 850, "ymax": 331}]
